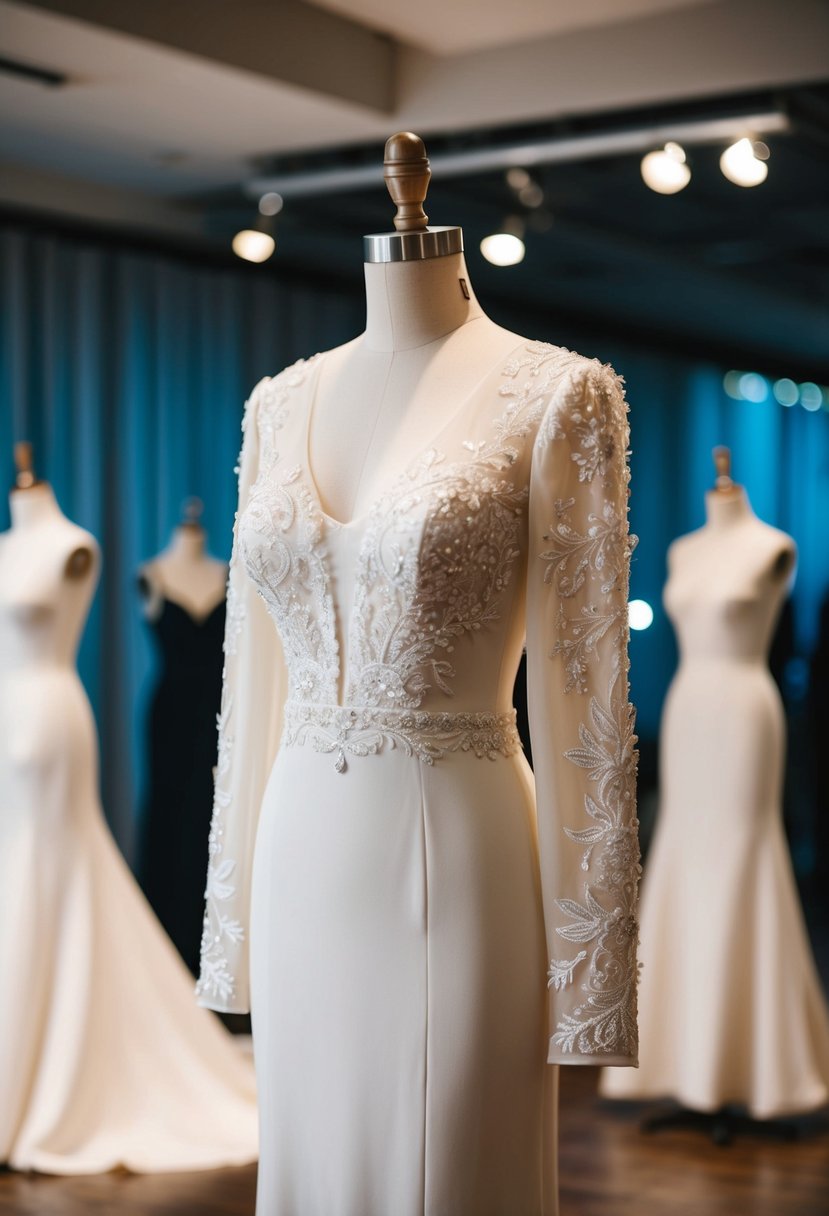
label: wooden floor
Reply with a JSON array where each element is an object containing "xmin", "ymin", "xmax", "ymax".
[{"xmin": 2, "ymin": 1066, "xmax": 827, "ymax": 1215}]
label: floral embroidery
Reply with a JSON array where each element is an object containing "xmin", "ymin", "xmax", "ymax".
[
  {"xmin": 541, "ymin": 361, "xmax": 640, "ymax": 1060},
  {"xmin": 197, "ymin": 362, "xmax": 321, "ymax": 1007},
  {"xmin": 242, "ymin": 468, "xmax": 339, "ymax": 705},
  {"xmin": 346, "ymin": 342, "xmax": 577, "ymax": 709},
  {"xmin": 283, "ymin": 702, "xmax": 522, "ymax": 771}
]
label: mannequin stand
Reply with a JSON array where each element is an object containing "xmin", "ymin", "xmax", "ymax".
[{"xmin": 641, "ymin": 1105, "xmax": 809, "ymax": 1146}]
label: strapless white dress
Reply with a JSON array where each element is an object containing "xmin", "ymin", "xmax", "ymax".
[{"xmin": 0, "ymin": 512, "xmax": 258, "ymax": 1174}]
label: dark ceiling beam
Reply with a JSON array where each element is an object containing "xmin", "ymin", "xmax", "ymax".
[{"xmin": 16, "ymin": 0, "xmax": 396, "ymax": 112}]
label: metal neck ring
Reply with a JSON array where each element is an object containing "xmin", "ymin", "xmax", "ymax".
[{"xmin": 363, "ymin": 226, "xmax": 463, "ymax": 264}]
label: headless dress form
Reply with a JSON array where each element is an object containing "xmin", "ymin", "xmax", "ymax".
[
  {"xmin": 0, "ymin": 484, "xmax": 257, "ymax": 1174},
  {"xmin": 197, "ymin": 246, "xmax": 641, "ymax": 1216},
  {"xmin": 138, "ymin": 528, "xmax": 227, "ymax": 975},
  {"xmin": 602, "ymin": 487, "xmax": 829, "ymax": 1116}
]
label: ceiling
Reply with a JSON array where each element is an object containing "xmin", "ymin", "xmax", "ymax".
[
  {"xmin": 1, "ymin": 0, "xmax": 828, "ymax": 373},
  {"xmin": 305, "ymin": 0, "xmax": 715, "ymax": 55}
]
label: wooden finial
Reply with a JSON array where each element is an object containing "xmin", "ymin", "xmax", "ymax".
[
  {"xmin": 384, "ymin": 132, "xmax": 430, "ymax": 233},
  {"xmin": 713, "ymin": 445, "xmax": 732, "ymax": 490},
  {"xmin": 14, "ymin": 441, "xmax": 35, "ymax": 489}
]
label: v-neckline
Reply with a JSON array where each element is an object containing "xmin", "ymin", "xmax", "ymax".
[{"xmin": 301, "ymin": 338, "xmax": 529, "ymax": 531}]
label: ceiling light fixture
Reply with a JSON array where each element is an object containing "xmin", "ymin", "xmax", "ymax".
[
  {"xmin": 245, "ymin": 111, "xmax": 789, "ymax": 201},
  {"xmin": 640, "ymin": 142, "xmax": 690, "ymax": 194},
  {"xmin": 719, "ymin": 138, "xmax": 768, "ymax": 187},
  {"xmin": 259, "ymin": 192, "xmax": 284, "ymax": 216},
  {"xmin": 481, "ymin": 216, "xmax": 526, "ymax": 267},
  {"xmin": 232, "ymin": 229, "xmax": 275, "ymax": 263}
]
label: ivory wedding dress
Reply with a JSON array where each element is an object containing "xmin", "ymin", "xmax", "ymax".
[
  {"xmin": 0, "ymin": 486, "xmax": 258, "ymax": 1174},
  {"xmin": 601, "ymin": 489, "xmax": 829, "ymax": 1116},
  {"xmin": 196, "ymin": 342, "xmax": 640, "ymax": 1216}
]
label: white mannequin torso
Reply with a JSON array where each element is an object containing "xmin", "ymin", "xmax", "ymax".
[
  {"xmin": 308, "ymin": 252, "xmax": 525, "ymax": 526},
  {"xmin": 665, "ymin": 486, "xmax": 795, "ymax": 663},
  {"xmin": 0, "ymin": 484, "xmax": 98, "ymax": 672},
  {"xmin": 139, "ymin": 527, "xmax": 227, "ymax": 622}
]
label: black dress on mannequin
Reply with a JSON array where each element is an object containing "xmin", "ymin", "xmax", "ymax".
[{"xmin": 139, "ymin": 596, "xmax": 225, "ymax": 975}]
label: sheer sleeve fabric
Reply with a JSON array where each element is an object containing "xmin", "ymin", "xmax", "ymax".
[
  {"xmin": 526, "ymin": 357, "xmax": 640, "ymax": 1066},
  {"xmin": 196, "ymin": 380, "xmax": 287, "ymax": 1014}
]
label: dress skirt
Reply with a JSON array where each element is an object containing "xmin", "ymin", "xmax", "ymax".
[
  {"xmin": 250, "ymin": 745, "xmax": 557, "ymax": 1216},
  {"xmin": 601, "ymin": 662, "xmax": 829, "ymax": 1116},
  {"xmin": 0, "ymin": 670, "xmax": 258, "ymax": 1174}
]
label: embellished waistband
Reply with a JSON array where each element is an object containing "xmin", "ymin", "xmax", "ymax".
[{"xmin": 282, "ymin": 701, "xmax": 523, "ymax": 773}]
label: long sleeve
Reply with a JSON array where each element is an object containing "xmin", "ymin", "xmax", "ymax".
[
  {"xmin": 196, "ymin": 379, "xmax": 288, "ymax": 1014},
  {"xmin": 526, "ymin": 356, "xmax": 640, "ymax": 1066}
]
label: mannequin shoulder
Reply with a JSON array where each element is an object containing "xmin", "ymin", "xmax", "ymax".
[
  {"xmin": 752, "ymin": 522, "xmax": 796, "ymax": 584},
  {"xmin": 61, "ymin": 523, "xmax": 99, "ymax": 580}
]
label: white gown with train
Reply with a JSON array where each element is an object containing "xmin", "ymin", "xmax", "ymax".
[
  {"xmin": 196, "ymin": 342, "xmax": 640, "ymax": 1216},
  {"xmin": 0, "ymin": 489, "xmax": 258, "ymax": 1174},
  {"xmin": 601, "ymin": 491, "xmax": 829, "ymax": 1116}
]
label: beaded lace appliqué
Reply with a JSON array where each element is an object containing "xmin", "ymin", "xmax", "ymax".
[
  {"xmin": 197, "ymin": 361, "xmax": 325, "ymax": 1006},
  {"xmin": 283, "ymin": 702, "xmax": 521, "ymax": 772},
  {"xmin": 346, "ymin": 342, "xmax": 580, "ymax": 710},
  {"xmin": 540, "ymin": 361, "xmax": 640, "ymax": 1059}
]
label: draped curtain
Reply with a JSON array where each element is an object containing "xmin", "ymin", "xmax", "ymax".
[
  {"xmin": 0, "ymin": 224, "xmax": 363, "ymax": 853},
  {"xmin": 2, "ymin": 221, "xmax": 827, "ymax": 860}
]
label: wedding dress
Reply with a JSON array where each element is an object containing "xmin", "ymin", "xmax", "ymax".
[
  {"xmin": 0, "ymin": 486, "xmax": 258, "ymax": 1174},
  {"xmin": 196, "ymin": 342, "xmax": 640, "ymax": 1215},
  {"xmin": 601, "ymin": 490, "xmax": 829, "ymax": 1116}
]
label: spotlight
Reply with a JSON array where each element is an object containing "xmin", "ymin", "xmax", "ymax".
[
  {"xmin": 480, "ymin": 217, "xmax": 526, "ymax": 267},
  {"xmin": 720, "ymin": 138, "xmax": 768, "ymax": 187},
  {"xmin": 259, "ymin": 192, "xmax": 283, "ymax": 216},
  {"xmin": 629, "ymin": 600, "xmax": 654, "ymax": 631},
  {"xmin": 640, "ymin": 142, "xmax": 690, "ymax": 194},
  {"xmin": 232, "ymin": 229, "xmax": 275, "ymax": 263}
]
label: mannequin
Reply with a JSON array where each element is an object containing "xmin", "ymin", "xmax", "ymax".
[
  {"xmin": 138, "ymin": 498, "xmax": 227, "ymax": 622},
  {"xmin": 0, "ymin": 448, "xmax": 257, "ymax": 1173},
  {"xmin": 309, "ymin": 261, "xmax": 524, "ymax": 528},
  {"xmin": 138, "ymin": 500, "xmax": 227, "ymax": 974},
  {"xmin": 197, "ymin": 133, "xmax": 639, "ymax": 1216},
  {"xmin": 8, "ymin": 442, "xmax": 93, "ymax": 581},
  {"xmin": 601, "ymin": 448, "xmax": 829, "ymax": 1124}
]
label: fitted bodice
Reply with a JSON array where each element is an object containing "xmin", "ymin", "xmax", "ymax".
[
  {"xmin": 0, "ymin": 523, "xmax": 98, "ymax": 678},
  {"xmin": 237, "ymin": 344, "xmax": 596, "ymax": 716},
  {"xmin": 149, "ymin": 598, "xmax": 226, "ymax": 676},
  {"xmin": 664, "ymin": 524, "xmax": 792, "ymax": 666}
]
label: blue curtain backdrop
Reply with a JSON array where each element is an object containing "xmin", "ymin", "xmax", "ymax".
[
  {"xmin": 2, "ymin": 222, "xmax": 828, "ymax": 860},
  {"xmin": 0, "ymin": 225, "xmax": 363, "ymax": 854}
]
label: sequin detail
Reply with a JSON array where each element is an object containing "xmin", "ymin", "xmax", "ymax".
[{"xmin": 283, "ymin": 701, "xmax": 522, "ymax": 772}]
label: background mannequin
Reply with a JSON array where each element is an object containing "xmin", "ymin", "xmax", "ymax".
[
  {"xmin": 0, "ymin": 452, "xmax": 257, "ymax": 1173},
  {"xmin": 601, "ymin": 449, "xmax": 829, "ymax": 1119},
  {"xmin": 137, "ymin": 500, "xmax": 227, "ymax": 973}
]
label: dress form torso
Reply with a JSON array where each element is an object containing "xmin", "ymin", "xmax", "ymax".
[
  {"xmin": 0, "ymin": 483, "xmax": 98, "ymax": 679},
  {"xmin": 139, "ymin": 526, "xmax": 227, "ymax": 621},
  {"xmin": 308, "ymin": 252, "xmax": 524, "ymax": 526},
  {"xmin": 664, "ymin": 487, "xmax": 795, "ymax": 665}
]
